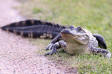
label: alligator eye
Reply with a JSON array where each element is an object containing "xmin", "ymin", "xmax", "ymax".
[{"xmin": 76, "ymin": 26, "xmax": 82, "ymax": 31}]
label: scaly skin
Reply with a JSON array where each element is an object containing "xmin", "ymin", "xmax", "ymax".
[
  {"xmin": 1, "ymin": 19, "xmax": 110, "ymax": 57},
  {"xmin": 46, "ymin": 26, "xmax": 111, "ymax": 58},
  {"xmin": 1, "ymin": 19, "xmax": 65, "ymax": 39}
]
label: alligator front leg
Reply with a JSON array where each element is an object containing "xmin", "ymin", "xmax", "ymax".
[
  {"xmin": 45, "ymin": 40, "xmax": 67, "ymax": 56},
  {"xmin": 90, "ymin": 47, "xmax": 111, "ymax": 58},
  {"xmin": 46, "ymin": 33, "xmax": 62, "ymax": 50}
]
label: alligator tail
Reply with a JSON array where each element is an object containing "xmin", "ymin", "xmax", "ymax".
[{"xmin": 1, "ymin": 19, "xmax": 65, "ymax": 39}]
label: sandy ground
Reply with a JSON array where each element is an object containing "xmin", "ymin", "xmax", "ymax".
[{"xmin": 0, "ymin": 0, "xmax": 66, "ymax": 74}]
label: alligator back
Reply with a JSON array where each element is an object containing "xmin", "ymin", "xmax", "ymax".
[{"xmin": 1, "ymin": 19, "xmax": 66, "ymax": 39}]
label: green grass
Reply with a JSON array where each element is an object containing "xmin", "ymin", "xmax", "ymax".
[{"xmin": 17, "ymin": 0, "xmax": 112, "ymax": 73}]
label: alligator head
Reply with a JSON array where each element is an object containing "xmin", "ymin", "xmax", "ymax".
[{"xmin": 61, "ymin": 26, "xmax": 89, "ymax": 45}]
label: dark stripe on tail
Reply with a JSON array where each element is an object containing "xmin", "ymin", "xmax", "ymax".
[
  {"xmin": 1, "ymin": 19, "xmax": 66, "ymax": 39},
  {"xmin": 1, "ymin": 19, "xmax": 64, "ymax": 28}
]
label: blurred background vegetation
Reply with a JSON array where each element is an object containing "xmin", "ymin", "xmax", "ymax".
[{"xmin": 17, "ymin": 0, "xmax": 112, "ymax": 73}]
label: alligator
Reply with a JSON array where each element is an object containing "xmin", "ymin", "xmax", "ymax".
[{"xmin": 1, "ymin": 19, "xmax": 111, "ymax": 58}]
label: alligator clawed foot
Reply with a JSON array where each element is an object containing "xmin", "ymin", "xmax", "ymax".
[
  {"xmin": 105, "ymin": 51, "xmax": 111, "ymax": 58},
  {"xmin": 44, "ymin": 52, "xmax": 54, "ymax": 56},
  {"xmin": 44, "ymin": 45, "xmax": 57, "ymax": 56}
]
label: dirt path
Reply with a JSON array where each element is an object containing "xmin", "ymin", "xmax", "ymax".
[{"xmin": 0, "ymin": 0, "xmax": 65, "ymax": 74}]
